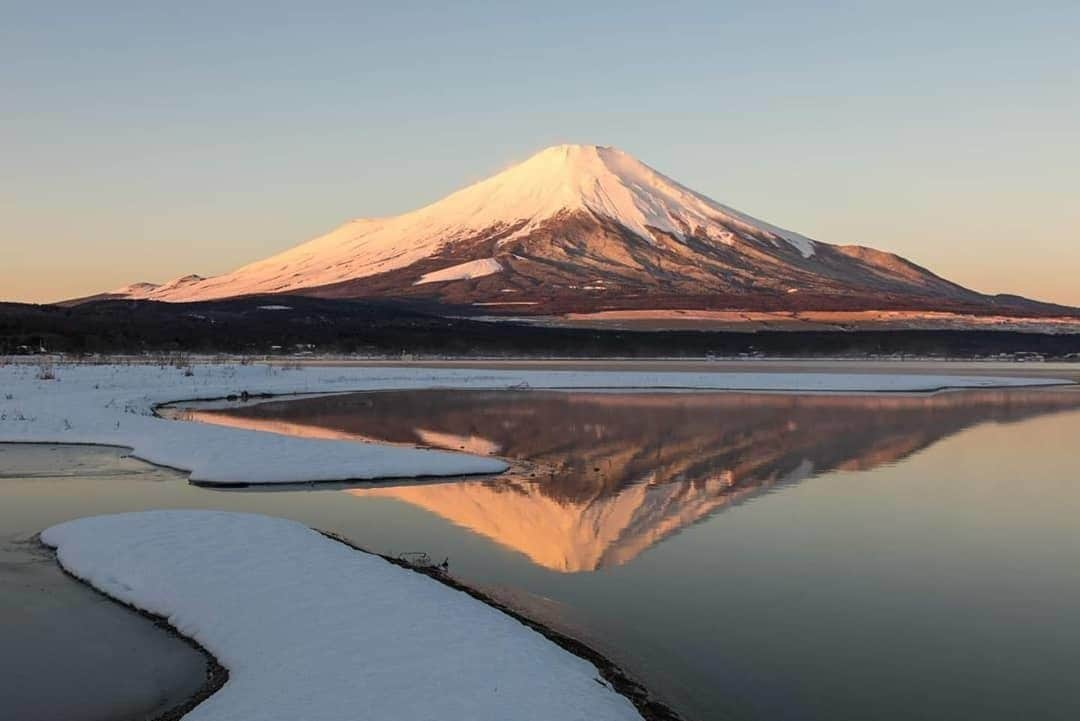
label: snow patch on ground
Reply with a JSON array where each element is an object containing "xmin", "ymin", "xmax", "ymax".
[
  {"xmin": 0, "ymin": 362, "xmax": 1067, "ymax": 485},
  {"xmin": 415, "ymin": 258, "xmax": 503, "ymax": 285},
  {"xmin": 42, "ymin": 510, "xmax": 644, "ymax": 721}
]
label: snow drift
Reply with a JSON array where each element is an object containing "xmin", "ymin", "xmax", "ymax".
[{"xmin": 42, "ymin": 510, "xmax": 644, "ymax": 721}]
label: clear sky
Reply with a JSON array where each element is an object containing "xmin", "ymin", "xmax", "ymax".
[{"xmin": 3, "ymin": 1, "xmax": 1078, "ymax": 306}]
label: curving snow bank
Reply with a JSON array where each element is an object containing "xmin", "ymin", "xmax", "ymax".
[
  {"xmin": 0, "ymin": 362, "xmax": 1068, "ymax": 485},
  {"xmin": 42, "ymin": 510, "xmax": 644, "ymax": 721}
]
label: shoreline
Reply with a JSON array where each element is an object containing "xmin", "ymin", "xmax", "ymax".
[
  {"xmin": 153, "ymin": 378, "xmax": 1079, "ymax": 492},
  {"xmin": 6, "ymin": 361, "xmax": 1064, "ymax": 487},
  {"xmin": 318, "ymin": 530, "xmax": 683, "ymax": 721},
  {"xmin": 38, "ymin": 535, "xmax": 230, "ymax": 721},
  {"xmin": 36, "ymin": 521, "xmax": 680, "ymax": 720},
  {"xmin": 41, "ymin": 515, "xmax": 675, "ymax": 721}
]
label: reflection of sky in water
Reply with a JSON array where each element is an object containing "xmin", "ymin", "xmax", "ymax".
[{"xmin": 6, "ymin": 387, "xmax": 1080, "ymax": 721}]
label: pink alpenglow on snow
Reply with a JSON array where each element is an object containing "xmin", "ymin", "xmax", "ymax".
[
  {"xmin": 415, "ymin": 257, "xmax": 503, "ymax": 285},
  {"xmin": 88, "ymin": 144, "xmax": 1078, "ymax": 320},
  {"xmin": 109, "ymin": 145, "xmax": 820, "ymax": 302}
]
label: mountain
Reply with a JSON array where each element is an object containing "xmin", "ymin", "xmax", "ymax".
[{"xmin": 97, "ymin": 144, "xmax": 1074, "ymax": 319}]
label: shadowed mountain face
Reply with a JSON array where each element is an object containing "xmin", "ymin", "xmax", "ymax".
[
  {"xmin": 297, "ymin": 211, "xmax": 996, "ymax": 315},
  {"xmin": 182, "ymin": 389, "xmax": 1080, "ymax": 572}
]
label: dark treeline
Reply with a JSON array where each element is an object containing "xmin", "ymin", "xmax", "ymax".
[{"xmin": 2, "ymin": 297, "xmax": 1079, "ymax": 359}]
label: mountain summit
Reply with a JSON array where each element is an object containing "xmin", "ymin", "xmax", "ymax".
[{"xmin": 103, "ymin": 144, "xmax": 1065, "ymax": 318}]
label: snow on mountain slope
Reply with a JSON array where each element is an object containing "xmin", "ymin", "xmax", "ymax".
[
  {"xmin": 108, "ymin": 281, "xmax": 160, "ymax": 299},
  {"xmin": 137, "ymin": 145, "xmax": 819, "ymax": 302},
  {"xmin": 151, "ymin": 274, "xmax": 206, "ymax": 295},
  {"xmin": 415, "ymin": 257, "xmax": 503, "ymax": 285}
]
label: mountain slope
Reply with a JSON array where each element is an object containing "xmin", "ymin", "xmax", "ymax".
[{"xmin": 101, "ymin": 144, "xmax": 1071, "ymax": 317}]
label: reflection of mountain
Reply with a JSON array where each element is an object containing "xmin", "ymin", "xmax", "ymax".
[
  {"xmin": 191, "ymin": 389, "xmax": 1080, "ymax": 572},
  {"xmin": 354, "ymin": 460, "xmax": 817, "ymax": 573}
]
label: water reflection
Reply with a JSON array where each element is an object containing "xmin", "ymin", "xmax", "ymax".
[{"xmin": 182, "ymin": 389, "xmax": 1080, "ymax": 572}]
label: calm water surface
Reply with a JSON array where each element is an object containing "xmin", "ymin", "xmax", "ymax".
[
  {"xmin": 3, "ymin": 387, "xmax": 1080, "ymax": 720},
  {"xmin": 0, "ymin": 448, "xmax": 208, "ymax": 721}
]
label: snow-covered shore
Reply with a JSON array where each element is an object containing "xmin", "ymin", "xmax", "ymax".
[
  {"xmin": 0, "ymin": 361, "xmax": 1069, "ymax": 485},
  {"xmin": 42, "ymin": 510, "xmax": 645, "ymax": 721}
]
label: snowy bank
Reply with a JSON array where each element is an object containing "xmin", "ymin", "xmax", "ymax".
[
  {"xmin": 0, "ymin": 362, "xmax": 1069, "ymax": 485},
  {"xmin": 42, "ymin": 511, "xmax": 644, "ymax": 721}
]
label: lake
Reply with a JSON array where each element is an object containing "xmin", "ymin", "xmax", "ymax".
[{"xmin": 3, "ymin": 385, "xmax": 1080, "ymax": 720}]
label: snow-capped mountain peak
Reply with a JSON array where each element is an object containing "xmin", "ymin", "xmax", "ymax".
[
  {"xmin": 127, "ymin": 144, "xmax": 826, "ymax": 303},
  {"xmin": 92, "ymin": 142, "xmax": 1049, "ymax": 317},
  {"xmin": 464, "ymin": 144, "xmax": 815, "ymax": 257}
]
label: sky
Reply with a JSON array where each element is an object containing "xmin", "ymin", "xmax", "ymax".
[{"xmin": 2, "ymin": 1, "xmax": 1078, "ymax": 306}]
